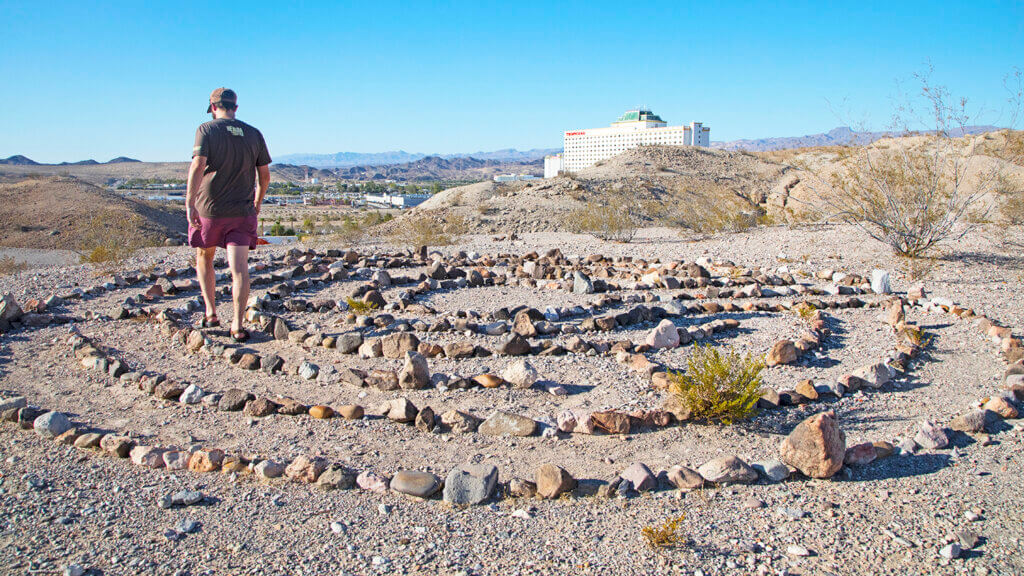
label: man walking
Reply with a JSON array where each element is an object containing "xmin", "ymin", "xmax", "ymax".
[{"xmin": 186, "ymin": 88, "xmax": 271, "ymax": 341}]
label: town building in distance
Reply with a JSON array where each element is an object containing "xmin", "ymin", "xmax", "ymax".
[{"xmin": 544, "ymin": 109, "xmax": 710, "ymax": 177}]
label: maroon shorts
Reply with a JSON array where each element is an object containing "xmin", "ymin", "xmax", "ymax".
[{"xmin": 188, "ymin": 214, "xmax": 258, "ymax": 249}]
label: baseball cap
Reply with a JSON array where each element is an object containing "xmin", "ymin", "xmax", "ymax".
[{"xmin": 206, "ymin": 88, "xmax": 237, "ymax": 112}]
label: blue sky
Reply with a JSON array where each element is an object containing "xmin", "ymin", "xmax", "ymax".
[{"xmin": 1, "ymin": 1, "xmax": 1021, "ymax": 162}]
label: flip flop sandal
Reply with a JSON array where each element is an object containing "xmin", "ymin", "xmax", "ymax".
[
  {"xmin": 231, "ymin": 329, "xmax": 250, "ymax": 343},
  {"xmin": 200, "ymin": 315, "xmax": 221, "ymax": 328}
]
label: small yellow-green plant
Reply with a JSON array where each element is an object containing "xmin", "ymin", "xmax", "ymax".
[
  {"xmin": 641, "ymin": 515, "xmax": 687, "ymax": 549},
  {"xmin": 901, "ymin": 324, "xmax": 933, "ymax": 348},
  {"xmin": 669, "ymin": 345, "xmax": 765, "ymax": 425},
  {"xmin": 345, "ymin": 297, "xmax": 378, "ymax": 315},
  {"xmin": 792, "ymin": 301, "xmax": 817, "ymax": 322}
]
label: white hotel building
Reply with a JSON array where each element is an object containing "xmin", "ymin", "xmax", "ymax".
[{"xmin": 544, "ymin": 109, "xmax": 710, "ymax": 177}]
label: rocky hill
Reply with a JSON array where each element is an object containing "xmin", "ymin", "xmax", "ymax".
[
  {"xmin": 0, "ymin": 155, "xmax": 39, "ymax": 165},
  {"xmin": 0, "ymin": 176, "xmax": 185, "ymax": 250},
  {"xmin": 390, "ymin": 145, "xmax": 789, "ymax": 235},
  {"xmin": 712, "ymin": 125, "xmax": 1000, "ymax": 152},
  {"xmin": 387, "ymin": 129, "xmax": 1024, "ymax": 235}
]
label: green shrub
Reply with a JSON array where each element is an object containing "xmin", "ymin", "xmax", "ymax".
[
  {"xmin": 669, "ymin": 345, "xmax": 765, "ymax": 424},
  {"xmin": 363, "ymin": 211, "xmax": 394, "ymax": 226},
  {"xmin": 268, "ymin": 220, "xmax": 287, "ymax": 236}
]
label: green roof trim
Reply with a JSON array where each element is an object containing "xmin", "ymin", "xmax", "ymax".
[{"xmin": 614, "ymin": 109, "xmax": 665, "ymax": 123}]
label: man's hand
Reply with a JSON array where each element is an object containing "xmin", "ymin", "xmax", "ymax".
[
  {"xmin": 187, "ymin": 203, "xmax": 201, "ymax": 229},
  {"xmin": 255, "ymin": 164, "xmax": 270, "ymax": 216}
]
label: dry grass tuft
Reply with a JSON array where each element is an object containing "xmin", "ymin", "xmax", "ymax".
[
  {"xmin": 792, "ymin": 301, "xmax": 818, "ymax": 322},
  {"xmin": 0, "ymin": 256, "xmax": 29, "ymax": 275},
  {"xmin": 641, "ymin": 515, "xmax": 687, "ymax": 550}
]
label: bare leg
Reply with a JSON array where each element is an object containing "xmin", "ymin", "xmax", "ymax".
[
  {"xmin": 195, "ymin": 247, "xmax": 217, "ymax": 318},
  {"xmin": 226, "ymin": 244, "xmax": 250, "ymax": 332}
]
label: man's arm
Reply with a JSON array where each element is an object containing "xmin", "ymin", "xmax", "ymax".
[
  {"xmin": 186, "ymin": 155, "xmax": 207, "ymax": 228},
  {"xmin": 254, "ymin": 164, "xmax": 270, "ymax": 214}
]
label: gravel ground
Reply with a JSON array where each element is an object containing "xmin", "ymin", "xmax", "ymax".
[{"xmin": 1, "ymin": 223, "xmax": 1023, "ymax": 576}]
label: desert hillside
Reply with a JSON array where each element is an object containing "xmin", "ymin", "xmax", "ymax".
[
  {"xmin": 393, "ymin": 130, "xmax": 1024, "ymax": 235},
  {"xmin": 0, "ymin": 176, "xmax": 185, "ymax": 249}
]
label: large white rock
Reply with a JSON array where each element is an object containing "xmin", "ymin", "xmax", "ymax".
[
  {"xmin": 179, "ymin": 384, "xmax": 204, "ymax": 404},
  {"xmin": 502, "ymin": 358, "xmax": 539, "ymax": 389},
  {"xmin": 34, "ymin": 412, "xmax": 71, "ymax": 438},
  {"xmin": 645, "ymin": 319, "xmax": 680, "ymax": 349},
  {"xmin": 871, "ymin": 270, "xmax": 892, "ymax": 294}
]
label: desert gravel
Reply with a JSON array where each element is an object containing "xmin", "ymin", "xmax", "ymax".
[{"xmin": 1, "ymin": 223, "xmax": 1023, "ymax": 575}]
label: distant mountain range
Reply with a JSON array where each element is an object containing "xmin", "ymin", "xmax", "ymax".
[
  {"xmin": 711, "ymin": 126, "xmax": 1000, "ymax": 151},
  {"xmin": 0, "ymin": 155, "xmax": 140, "ymax": 166},
  {"xmin": 275, "ymin": 148, "xmax": 560, "ymax": 168},
  {"xmin": 4, "ymin": 125, "xmax": 1007, "ymax": 169}
]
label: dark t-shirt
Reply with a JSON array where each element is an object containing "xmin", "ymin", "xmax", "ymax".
[{"xmin": 192, "ymin": 118, "xmax": 271, "ymax": 219}]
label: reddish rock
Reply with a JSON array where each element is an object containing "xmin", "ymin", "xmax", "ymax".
[
  {"xmin": 244, "ymin": 397, "xmax": 279, "ymax": 417},
  {"xmin": 536, "ymin": 463, "xmax": 576, "ymax": 498},
  {"xmin": 843, "ymin": 442, "xmax": 877, "ymax": 466},
  {"xmin": 188, "ymin": 449, "xmax": 225, "ymax": 473},
  {"xmin": 337, "ymin": 404, "xmax": 364, "ymax": 420},
  {"xmin": 983, "ymin": 396, "xmax": 1018, "ymax": 419},
  {"xmin": 285, "ymin": 455, "xmax": 329, "ymax": 483},
  {"xmin": 779, "ymin": 411, "xmax": 846, "ymax": 478},
  {"xmin": 309, "ymin": 405, "xmax": 335, "ymax": 419},
  {"xmin": 766, "ymin": 340, "xmax": 798, "ymax": 366},
  {"xmin": 99, "ymin": 435, "xmax": 134, "ymax": 458},
  {"xmin": 473, "ymin": 374, "xmax": 504, "ymax": 388},
  {"xmin": 592, "ymin": 410, "xmax": 631, "ymax": 435}
]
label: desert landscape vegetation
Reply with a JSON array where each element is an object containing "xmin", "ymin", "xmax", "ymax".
[
  {"xmin": 2, "ymin": 105, "xmax": 1024, "ymax": 575},
  {"xmin": 2, "ymin": 2, "xmax": 1024, "ymax": 574}
]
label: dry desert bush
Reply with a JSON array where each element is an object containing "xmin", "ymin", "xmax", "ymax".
[
  {"xmin": 76, "ymin": 209, "xmax": 151, "ymax": 267},
  {"xmin": 901, "ymin": 324, "xmax": 933, "ymax": 348},
  {"xmin": 388, "ymin": 211, "xmax": 469, "ymax": 248},
  {"xmin": 810, "ymin": 70, "xmax": 1022, "ymax": 257},
  {"xmin": 665, "ymin": 181, "xmax": 769, "ymax": 236},
  {"xmin": 563, "ymin": 198, "xmax": 639, "ymax": 242},
  {"xmin": 668, "ymin": 345, "xmax": 765, "ymax": 425},
  {"xmin": 0, "ymin": 256, "xmax": 29, "ymax": 275}
]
